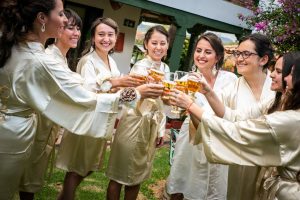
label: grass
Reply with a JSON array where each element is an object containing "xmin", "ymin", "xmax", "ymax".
[{"xmin": 34, "ymin": 146, "xmax": 170, "ymax": 200}]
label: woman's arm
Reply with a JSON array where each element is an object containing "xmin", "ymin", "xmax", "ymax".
[{"xmin": 170, "ymin": 90, "xmax": 282, "ymax": 166}]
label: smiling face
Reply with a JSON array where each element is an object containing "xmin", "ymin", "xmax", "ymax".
[
  {"xmin": 193, "ymin": 38, "xmax": 218, "ymax": 72},
  {"xmin": 235, "ymin": 39, "xmax": 266, "ymax": 77},
  {"xmin": 93, "ymin": 23, "xmax": 117, "ymax": 54},
  {"xmin": 270, "ymin": 57, "xmax": 283, "ymax": 92},
  {"xmin": 57, "ymin": 19, "xmax": 81, "ymax": 49},
  {"xmin": 144, "ymin": 30, "xmax": 169, "ymax": 62},
  {"xmin": 44, "ymin": 0, "xmax": 67, "ymax": 38}
]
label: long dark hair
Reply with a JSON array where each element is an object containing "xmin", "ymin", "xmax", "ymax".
[
  {"xmin": 195, "ymin": 32, "xmax": 224, "ymax": 70},
  {"xmin": 45, "ymin": 8, "xmax": 82, "ymax": 72},
  {"xmin": 268, "ymin": 51, "xmax": 300, "ymax": 113},
  {"xmin": 81, "ymin": 17, "xmax": 119, "ymax": 57},
  {"xmin": 64, "ymin": 8, "xmax": 82, "ymax": 71},
  {"xmin": 0, "ymin": 0, "xmax": 56, "ymax": 67},
  {"xmin": 239, "ymin": 33, "xmax": 274, "ymax": 71},
  {"xmin": 281, "ymin": 56, "xmax": 300, "ymax": 111}
]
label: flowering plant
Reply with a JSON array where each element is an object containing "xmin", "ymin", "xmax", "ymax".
[{"xmin": 238, "ymin": 0, "xmax": 300, "ymax": 54}]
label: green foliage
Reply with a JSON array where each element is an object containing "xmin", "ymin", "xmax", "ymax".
[
  {"xmin": 179, "ymin": 37, "xmax": 190, "ymax": 71},
  {"xmin": 239, "ymin": 0, "xmax": 300, "ymax": 54}
]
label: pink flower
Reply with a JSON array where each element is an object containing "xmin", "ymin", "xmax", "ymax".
[{"xmin": 254, "ymin": 21, "xmax": 268, "ymax": 31}]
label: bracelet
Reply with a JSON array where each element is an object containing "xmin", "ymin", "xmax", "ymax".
[
  {"xmin": 119, "ymin": 87, "xmax": 137, "ymax": 103},
  {"xmin": 186, "ymin": 101, "xmax": 194, "ymax": 113}
]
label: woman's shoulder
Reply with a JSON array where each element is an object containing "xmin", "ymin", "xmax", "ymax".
[
  {"xmin": 77, "ymin": 53, "xmax": 95, "ymax": 70},
  {"xmin": 134, "ymin": 58, "xmax": 147, "ymax": 65},
  {"xmin": 218, "ymin": 70, "xmax": 237, "ymax": 79},
  {"xmin": 108, "ymin": 55, "xmax": 118, "ymax": 66}
]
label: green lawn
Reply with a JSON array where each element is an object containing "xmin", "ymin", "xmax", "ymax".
[{"xmin": 35, "ymin": 146, "xmax": 170, "ymax": 200}]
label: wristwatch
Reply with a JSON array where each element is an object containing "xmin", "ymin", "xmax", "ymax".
[{"xmin": 100, "ymin": 79, "xmax": 113, "ymax": 92}]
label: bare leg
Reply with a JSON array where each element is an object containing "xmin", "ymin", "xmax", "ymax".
[
  {"xmin": 170, "ymin": 193, "xmax": 184, "ymax": 200},
  {"xmin": 124, "ymin": 184, "xmax": 140, "ymax": 200},
  {"xmin": 57, "ymin": 172, "xmax": 84, "ymax": 200},
  {"xmin": 19, "ymin": 191, "xmax": 34, "ymax": 200},
  {"xmin": 106, "ymin": 180, "xmax": 122, "ymax": 200}
]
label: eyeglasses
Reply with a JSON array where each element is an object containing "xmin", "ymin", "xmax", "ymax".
[{"xmin": 232, "ymin": 51, "xmax": 258, "ymax": 59}]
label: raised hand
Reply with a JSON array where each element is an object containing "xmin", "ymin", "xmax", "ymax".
[
  {"xmin": 136, "ymin": 83, "xmax": 164, "ymax": 99},
  {"xmin": 111, "ymin": 74, "xmax": 146, "ymax": 88},
  {"xmin": 198, "ymin": 74, "xmax": 213, "ymax": 95},
  {"xmin": 169, "ymin": 89, "xmax": 194, "ymax": 109}
]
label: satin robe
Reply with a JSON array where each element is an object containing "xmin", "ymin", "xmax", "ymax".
[
  {"xmin": 219, "ymin": 75, "xmax": 275, "ymax": 200},
  {"xmin": 166, "ymin": 70, "xmax": 237, "ymax": 200},
  {"xmin": 56, "ymin": 51, "xmax": 120, "ymax": 176},
  {"xmin": 106, "ymin": 58, "xmax": 169, "ymax": 185},
  {"xmin": 18, "ymin": 44, "xmax": 70, "ymax": 193},
  {"xmin": 0, "ymin": 42, "xmax": 119, "ymax": 199},
  {"xmin": 199, "ymin": 110, "xmax": 300, "ymax": 200}
]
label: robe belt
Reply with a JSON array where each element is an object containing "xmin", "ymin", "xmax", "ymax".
[
  {"xmin": 263, "ymin": 168, "xmax": 300, "ymax": 199},
  {"xmin": 0, "ymin": 110, "xmax": 35, "ymax": 118}
]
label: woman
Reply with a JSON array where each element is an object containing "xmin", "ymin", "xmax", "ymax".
[
  {"xmin": 17, "ymin": 8, "xmax": 82, "ymax": 200},
  {"xmin": 165, "ymin": 32, "xmax": 237, "ymax": 200},
  {"xmin": 209, "ymin": 33, "xmax": 275, "ymax": 200},
  {"xmin": 0, "ymin": 1, "xmax": 163, "ymax": 199},
  {"xmin": 203, "ymin": 52, "xmax": 300, "ymax": 122},
  {"xmin": 56, "ymin": 17, "xmax": 144, "ymax": 200},
  {"xmin": 170, "ymin": 54, "xmax": 300, "ymax": 200},
  {"xmin": 106, "ymin": 25, "xmax": 170, "ymax": 200}
]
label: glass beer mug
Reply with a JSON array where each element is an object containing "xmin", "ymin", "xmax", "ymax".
[
  {"xmin": 171, "ymin": 71, "xmax": 188, "ymax": 114},
  {"xmin": 187, "ymin": 72, "xmax": 203, "ymax": 97},
  {"xmin": 162, "ymin": 72, "xmax": 176, "ymax": 100},
  {"xmin": 130, "ymin": 62, "xmax": 149, "ymax": 82}
]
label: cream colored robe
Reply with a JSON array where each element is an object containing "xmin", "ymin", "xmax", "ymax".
[
  {"xmin": 56, "ymin": 50, "xmax": 120, "ymax": 176},
  {"xmin": 106, "ymin": 58, "xmax": 169, "ymax": 185},
  {"xmin": 199, "ymin": 110, "xmax": 300, "ymax": 200},
  {"xmin": 0, "ymin": 42, "xmax": 119, "ymax": 199},
  {"xmin": 219, "ymin": 76, "xmax": 275, "ymax": 200},
  {"xmin": 18, "ymin": 44, "xmax": 70, "ymax": 193},
  {"xmin": 166, "ymin": 70, "xmax": 237, "ymax": 200}
]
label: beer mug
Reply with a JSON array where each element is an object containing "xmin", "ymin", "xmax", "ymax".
[
  {"xmin": 171, "ymin": 71, "xmax": 188, "ymax": 114},
  {"xmin": 151, "ymin": 61, "xmax": 161, "ymax": 70},
  {"xmin": 187, "ymin": 72, "xmax": 203, "ymax": 97},
  {"xmin": 130, "ymin": 63, "xmax": 149, "ymax": 82},
  {"xmin": 162, "ymin": 72, "xmax": 176, "ymax": 100},
  {"xmin": 149, "ymin": 68, "xmax": 165, "ymax": 83},
  {"xmin": 174, "ymin": 71, "xmax": 188, "ymax": 93}
]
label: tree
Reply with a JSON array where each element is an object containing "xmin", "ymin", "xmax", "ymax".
[{"xmin": 238, "ymin": 0, "xmax": 300, "ymax": 54}]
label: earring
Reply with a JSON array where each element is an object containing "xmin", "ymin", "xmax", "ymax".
[
  {"xmin": 41, "ymin": 23, "xmax": 45, "ymax": 32},
  {"xmin": 191, "ymin": 64, "xmax": 197, "ymax": 72},
  {"xmin": 212, "ymin": 65, "xmax": 217, "ymax": 76}
]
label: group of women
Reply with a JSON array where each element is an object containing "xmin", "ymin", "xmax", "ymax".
[
  {"xmin": 165, "ymin": 27, "xmax": 300, "ymax": 200},
  {"xmin": 0, "ymin": 0, "xmax": 299, "ymax": 200},
  {"xmin": 0, "ymin": 0, "xmax": 167, "ymax": 199}
]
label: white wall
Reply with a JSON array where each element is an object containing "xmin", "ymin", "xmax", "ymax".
[
  {"xmin": 147, "ymin": 0, "xmax": 252, "ymax": 29},
  {"xmin": 68, "ymin": 0, "xmax": 141, "ymax": 73}
]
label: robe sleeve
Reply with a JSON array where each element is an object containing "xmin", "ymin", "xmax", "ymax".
[
  {"xmin": 198, "ymin": 111, "xmax": 282, "ymax": 166},
  {"xmin": 223, "ymin": 98, "xmax": 273, "ymax": 121},
  {"xmin": 15, "ymin": 54, "xmax": 119, "ymax": 138}
]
